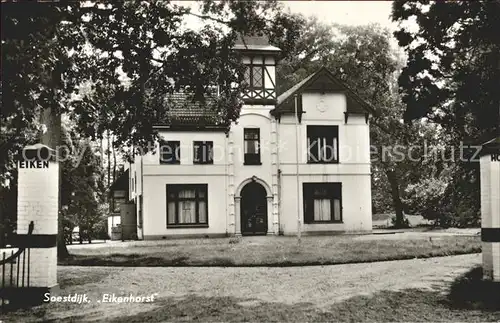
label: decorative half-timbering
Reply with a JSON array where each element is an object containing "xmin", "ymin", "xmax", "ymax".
[{"xmin": 234, "ymin": 35, "xmax": 281, "ymax": 105}]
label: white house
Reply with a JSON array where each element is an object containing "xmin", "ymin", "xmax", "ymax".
[{"xmin": 119, "ymin": 36, "xmax": 374, "ymax": 239}]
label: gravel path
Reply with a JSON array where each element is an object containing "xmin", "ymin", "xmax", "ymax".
[
  {"xmin": 136, "ymin": 253, "xmax": 481, "ymax": 306},
  {"xmin": 32, "ymin": 253, "xmax": 481, "ymax": 322}
]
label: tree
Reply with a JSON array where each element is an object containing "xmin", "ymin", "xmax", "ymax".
[
  {"xmin": 60, "ymin": 125, "xmax": 107, "ymax": 244},
  {"xmin": 392, "ymin": 0, "xmax": 500, "ymax": 141},
  {"xmin": 1, "ymin": 0, "xmax": 302, "ymax": 258},
  {"xmin": 392, "ymin": 0, "xmax": 500, "ymax": 226},
  {"xmin": 274, "ymin": 17, "xmax": 442, "ymax": 227}
]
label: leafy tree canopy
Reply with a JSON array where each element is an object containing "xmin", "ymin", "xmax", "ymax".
[
  {"xmin": 392, "ymin": 0, "xmax": 500, "ymax": 142},
  {"xmin": 1, "ymin": 0, "xmax": 300, "ymax": 150}
]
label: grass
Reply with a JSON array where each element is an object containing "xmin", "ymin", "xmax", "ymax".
[
  {"xmin": 5, "ymin": 267, "xmax": 499, "ymax": 322},
  {"xmin": 102, "ymin": 288, "xmax": 500, "ymax": 322},
  {"xmin": 61, "ymin": 235, "xmax": 481, "ymax": 267},
  {"xmin": 448, "ymin": 266, "xmax": 500, "ymax": 310}
]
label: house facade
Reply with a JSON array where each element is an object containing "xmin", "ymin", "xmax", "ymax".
[{"xmin": 123, "ymin": 36, "xmax": 374, "ymax": 239}]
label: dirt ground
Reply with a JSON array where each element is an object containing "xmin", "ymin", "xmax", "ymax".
[{"xmin": 5, "ymin": 253, "xmax": 482, "ymax": 322}]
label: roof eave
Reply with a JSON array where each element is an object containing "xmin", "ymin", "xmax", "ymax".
[
  {"xmin": 153, "ymin": 124, "xmax": 228, "ymax": 132},
  {"xmin": 273, "ymin": 67, "xmax": 376, "ymax": 116}
]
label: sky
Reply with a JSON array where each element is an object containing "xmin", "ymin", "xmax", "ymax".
[
  {"xmin": 176, "ymin": 1, "xmax": 401, "ymax": 31},
  {"xmin": 283, "ymin": 1, "xmax": 397, "ymax": 30},
  {"xmin": 176, "ymin": 1, "xmax": 411, "ymax": 50}
]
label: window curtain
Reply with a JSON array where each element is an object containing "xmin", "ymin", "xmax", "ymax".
[
  {"xmin": 313, "ymin": 198, "xmax": 331, "ymax": 221},
  {"xmin": 178, "ymin": 189, "xmax": 196, "ymax": 223},
  {"xmin": 245, "ymin": 140, "xmax": 258, "ymax": 154},
  {"xmin": 198, "ymin": 200, "xmax": 207, "ymax": 223},
  {"xmin": 194, "ymin": 142, "xmax": 213, "ymax": 163},
  {"xmin": 167, "ymin": 201, "xmax": 176, "ymax": 224},
  {"xmin": 332, "ymin": 137, "xmax": 338, "ymax": 161},
  {"xmin": 333, "ymin": 199, "xmax": 341, "ymax": 221}
]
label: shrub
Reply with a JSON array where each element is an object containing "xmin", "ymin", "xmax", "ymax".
[{"xmin": 391, "ymin": 214, "xmax": 410, "ymax": 228}]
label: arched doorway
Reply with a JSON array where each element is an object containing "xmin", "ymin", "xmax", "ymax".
[{"xmin": 240, "ymin": 182, "xmax": 268, "ymax": 235}]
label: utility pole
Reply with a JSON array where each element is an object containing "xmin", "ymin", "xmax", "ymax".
[
  {"xmin": 294, "ymin": 94, "xmax": 301, "ymax": 244},
  {"xmin": 107, "ymin": 130, "xmax": 111, "ymax": 189},
  {"xmin": 112, "ymin": 136, "xmax": 117, "ymax": 185}
]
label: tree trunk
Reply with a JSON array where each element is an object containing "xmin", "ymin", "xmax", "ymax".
[
  {"xmin": 385, "ymin": 167, "xmax": 406, "ymax": 228},
  {"xmin": 112, "ymin": 136, "xmax": 117, "ymax": 184},
  {"xmin": 100, "ymin": 137, "xmax": 104, "ymax": 169},
  {"xmin": 41, "ymin": 107, "xmax": 70, "ymax": 259}
]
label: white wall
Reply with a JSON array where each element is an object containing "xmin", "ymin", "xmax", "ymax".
[
  {"xmin": 229, "ymin": 108, "xmax": 278, "ymax": 234},
  {"xmin": 142, "ymin": 175, "xmax": 228, "ymax": 238},
  {"xmin": 277, "ymin": 92, "xmax": 372, "ymax": 234},
  {"xmin": 140, "ymin": 131, "xmax": 229, "ymax": 238},
  {"xmin": 279, "ymin": 93, "xmax": 370, "ymax": 165},
  {"xmin": 280, "ymin": 174, "xmax": 372, "ymax": 234},
  {"xmin": 231, "ymin": 111, "xmax": 273, "ymax": 181},
  {"xmin": 142, "ymin": 131, "xmax": 228, "ymax": 165},
  {"xmin": 107, "ymin": 215, "xmax": 121, "ymax": 238},
  {"xmin": 135, "ymin": 90, "xmax": 372, "ymax": 238}
]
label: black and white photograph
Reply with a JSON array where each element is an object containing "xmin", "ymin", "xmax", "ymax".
[{"xmin": 1, "ymin": 0, "xmax": 499, "ymax": 322}]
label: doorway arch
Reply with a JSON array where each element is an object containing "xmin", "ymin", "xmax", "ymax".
[{"xmin": 240, "ymin": 181, "xmax": 268, "ymax": 235}]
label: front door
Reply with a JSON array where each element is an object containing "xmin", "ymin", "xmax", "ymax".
[{"xmin": 241, "ymin": 182, "xmax": 268, "ymax": 235}]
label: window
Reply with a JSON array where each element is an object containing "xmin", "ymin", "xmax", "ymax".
[
  {"xmin": 243, "ymin": 65, "xmax": 264, "ymax": 89},
  {"xmin": 307, "ymin": 126, "xmax": 339, "ymax": 163},
  {"xmin": 112, "ymin": 198, "xmax": 124, "ymax": 213},
  {"xmin": 112, "ymin": 191, "xmax": 126, "ymax": 213},
  {"xmin": 244, "ymin": 67, "xmax": 251, "ymax": 86},
  {"xmin": 159, "ymin": 140, "xmax": 180, "ymax": 164},
  {"xmin": 244, "ymin": 128, "xmax": 261, "ymax": 165},
  {"xmin": 303, "ymin": 183, "xmax": 342, "ymax": 223},
  {"xmin": 166, "ymin": 184, "xmax": 208, "ymax": 228},
  {"xmin": 193, "ymin": 141, "xmax": 213, "ymax": 164}
]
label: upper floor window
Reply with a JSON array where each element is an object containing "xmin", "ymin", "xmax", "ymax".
[
  {"xmin": 159, "ymin": 140, "xmax": 180, "ymax": 164},
  {"xmin": 244, "ymin": 64, "xmax": 264, "ymax": 90},
  {"xmin": 193, "ymin": 141, "xmax": 213, "ymax": 164},
  {"xmin": 307, "ymin": 126, "xmax": 339, "ymax": 163},
  {"xmin": 303, "ymin": 183, "xmax": 342, "ymax": 223},
  {"xmin": 244, "ymin": 128, "xmax": 261, "ymax": 165}
]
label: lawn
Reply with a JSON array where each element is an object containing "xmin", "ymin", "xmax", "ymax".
[{"xmin": 61, "ymin": 234, "xmax": 481, "ymax": 267}]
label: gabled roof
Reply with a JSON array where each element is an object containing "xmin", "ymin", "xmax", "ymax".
[
  {"xmin": 481, "ymin": 136, "xmax": 500, "ymax": 155},
  {"xmin": 109, "ymin": 169, "xmax": 129, "ymax": 193},
  {"xmin": 272, "ymin": 67, "xmax": 376, "ymax": 116},
  {"xmin": 277, "ymin": 73, "xmax": 316, "ymax": 106}
]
